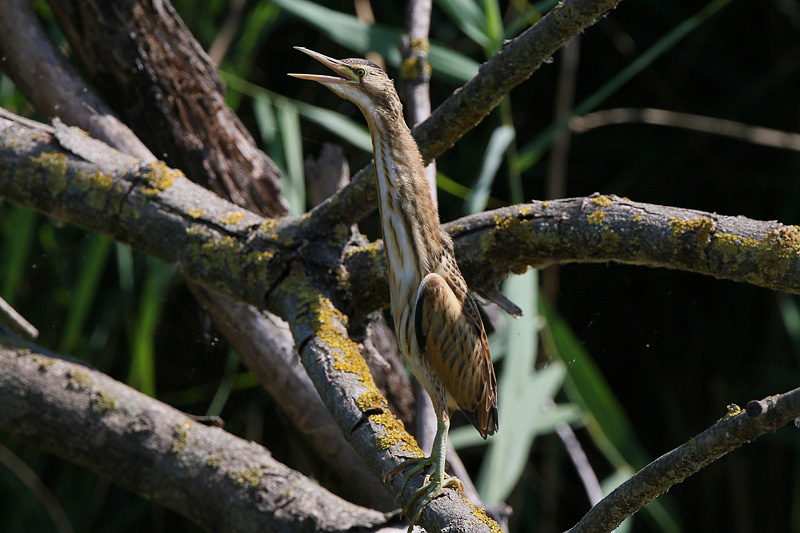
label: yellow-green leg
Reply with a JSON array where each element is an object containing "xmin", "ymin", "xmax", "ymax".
[{"xmin": 385, "ymin": 417, "xmax": 464, "ymax": 530}]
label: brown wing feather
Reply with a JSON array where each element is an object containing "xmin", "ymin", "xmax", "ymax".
[{"xmin": 415, "ymin": 270, "xmax": 498, "ymax": 437}]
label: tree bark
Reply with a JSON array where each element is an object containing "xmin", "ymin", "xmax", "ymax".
[
  {"xmin": 48, "ymin": 0, "xmax": 286, "ymax": 218},
  {"xmin": 0, "ymin": 335, "xmax": 388, "ymax": 533},
  {"xmin": 0, "ymin": 0, "xmax": 153, "ymax": 160},
  {"xmin": 4, "ymin": 119, "xmax": 800, "ymax": 327}
]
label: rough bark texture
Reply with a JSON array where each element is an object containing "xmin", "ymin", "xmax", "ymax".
[
  {"xmin": 0, "ymin": 335, "xmax": 388, "ymax": 533},
  {"xmin": 351, "ymin": 195, "xmax": 800, "ymax": 312},
  {"xmin": 191, "ymin": 286, "xmax": 395, "ymax": 511},
  {"xmin": 5, "ymin": 119, "xmax": 800, "ymax": 323},
  {"xmin": 48, "ymin": 0, "xmax": 286, "ymax": 217},
  {"xmin": 0, "ymin": 0, "xmax": 153, "ymax": 160}
]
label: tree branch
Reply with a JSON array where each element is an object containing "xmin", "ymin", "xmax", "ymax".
[
  {"xmin": 266, "ymin": 271, "xmax": 499, "ymax": 532},
  {"xmin": 0, "ymin": 0, "xmax": 153, "ymax": 161},
  {"xmin": 190, "ymin": 286, "xmax": 393, "ymax": 510},
  {"xmin": 4, "ymin": 119, "xmax": 800, "ymax": 315},
  {"xmin": 0, "ymin": 296, "xmax": 38, "ymax": 340},
  {"xmin": 188, "ymin": 283, "xmax": 395, "ymax": 509},
  {"xmin": 47, "ymin": 0, "xmax": 287, "ymax": 217},
  {"xmin": 567, "ymin": 388, "xmax": 800, "ymax": 533},
  {"xmin": 346, "ymin": 195, "xmax": 800, "ymax": 310},
  {"xmin": 0, "ymin": 333, "xmax": 388, "ymax": 532},
  {"xmin": 0, "ymin": 112, "xmax": 282, "ymax": 304},
  {"xmin": 570, "ymin": 107, "xmax": 800, "ymax": 152},
  {"xmin": 402, "ymin": 0, "xmax": 436, "ymax": 203}
]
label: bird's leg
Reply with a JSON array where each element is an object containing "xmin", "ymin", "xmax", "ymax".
[{"xmin": 384, "ymin": 417, "xmax": 464, "ymax": 529}]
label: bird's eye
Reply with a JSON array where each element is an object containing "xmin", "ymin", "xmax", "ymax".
[{"xmin": 355, "ymin": 68, "xmax": 366, "ymax": 77}]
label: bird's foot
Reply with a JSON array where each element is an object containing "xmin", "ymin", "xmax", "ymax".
[{"xmin": 384, "ymin": 455, "xmax": 464, "ymax": 531}]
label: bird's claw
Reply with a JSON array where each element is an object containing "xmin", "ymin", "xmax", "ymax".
[
  {"xmin": 384, "ymin": 456, "xmax": 464, "ymax": 531},
  {"xmin": 384, "ymin": 455, "xmax": 430, "ymax": 498}
]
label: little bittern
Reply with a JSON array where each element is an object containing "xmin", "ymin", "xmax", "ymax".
[{"xmin": 290, "ymin": 47, "xmax": 498, "ymax": 525}]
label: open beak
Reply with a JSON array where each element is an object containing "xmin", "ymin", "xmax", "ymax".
[{"xmin": 288, "ymin": 47, "xmax": 358, "ymax": 84}]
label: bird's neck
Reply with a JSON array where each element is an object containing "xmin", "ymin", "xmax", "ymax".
[{"xmin": 360, "ymin": 94, "xmax": 445, "ymax": 297}]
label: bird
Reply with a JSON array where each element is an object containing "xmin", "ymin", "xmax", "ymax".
[{"xmin": 289, "ymin": 47, "xmax": 498, "ymax": 526}]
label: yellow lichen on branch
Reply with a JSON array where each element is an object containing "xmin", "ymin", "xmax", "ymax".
[
  {"xmin": 185, "ymin": 226, "xmax": 276, "ymax": 295},
  {"xmin": 29, "ymin": 152, "xmax": 68, "ymax": 195},
  {"xmin": 757, "ymin": 225, "xmax": 800, "ymax": 277},
  {"xmin": 283, "ymin": 267, "xmax": 422, "ymax": 456},
  {"xmin": 357, "ymin": 391, "xmax": 421, "ymax": 454},
  {"xmin": 591, "ymin": 194, "xmax": 613, "ymax": 207},
  {"xmin": 669, "ymin": 216, "xmax": 716, "ymax": 250},
  {"xmin": 467, "ymin": 501, "xmax": 504, "ymax": 533},
  {"xmin": 172, "ymin": 420, "xmax": 193, "ymax": 454},
  {"xmin": 141, "ymin": 161, "xmax": 180, "ymax": 197},
  {"xmin": 664, "ymin": 215, "xmax": 800, "ymax": 282},
  {"xmin": 357, "ymin": 391, "xmax": 386, "ymax": 411},
  {"xmin": 229, "ymin": 465, "xmax": 268, "ymax": 488},
  {"xmin": 587, "ymin": 210, "xmax": 605, "ymax": 225},
  {"xmin": 219, "ymin": 211, "xmax": 245, "ymax": 225},
  {"xmin": 370, "ymin": 412, "xmax": 422, "ymax": 454}
]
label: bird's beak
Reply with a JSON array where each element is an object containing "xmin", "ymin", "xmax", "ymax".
[{"xmin": 288, "ymin": 47, "xmax": 358, "ymax": 84}]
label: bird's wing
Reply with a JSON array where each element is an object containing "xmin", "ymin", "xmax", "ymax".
[{"xmin": 414, "ymin": 271, "xmax": 498, "ymax": 437}]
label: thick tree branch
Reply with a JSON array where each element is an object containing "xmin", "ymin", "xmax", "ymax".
[
  {"xmin": 0, "ymin": 113, "xmax": 281, "ymax": 305},
  {"xmin": 266, "ymin": 271, "xmax": 499, "ymax": 532},
  {"xmin": 4, "ymin": 119, "xmax": 800, "ymax": 315},
  {"xmin": 567, "ymin": 388, "xmax": 800, "ymax": 533},
  {"xmin": 0, "ymin": 0, "xmax": 153, "ymax": 161},
  {"xmin": 347, "ymin": 195, "xmax": 800, "ymax": 309},
  {"xmin": 47, "ymin": 0, "xmax": 287, "ymax": 218},
  {"xmin": 190, "ymin": 286, "xmax": 393, "ymax": 510},
  {"xmin": 0, "ymin": 334, "xmax": 388, "ymax": 532}
]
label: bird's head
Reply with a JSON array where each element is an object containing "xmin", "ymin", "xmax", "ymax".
[{"xmin": 289, "ymin": 47, "xmax": 399, "ymax": 119}]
